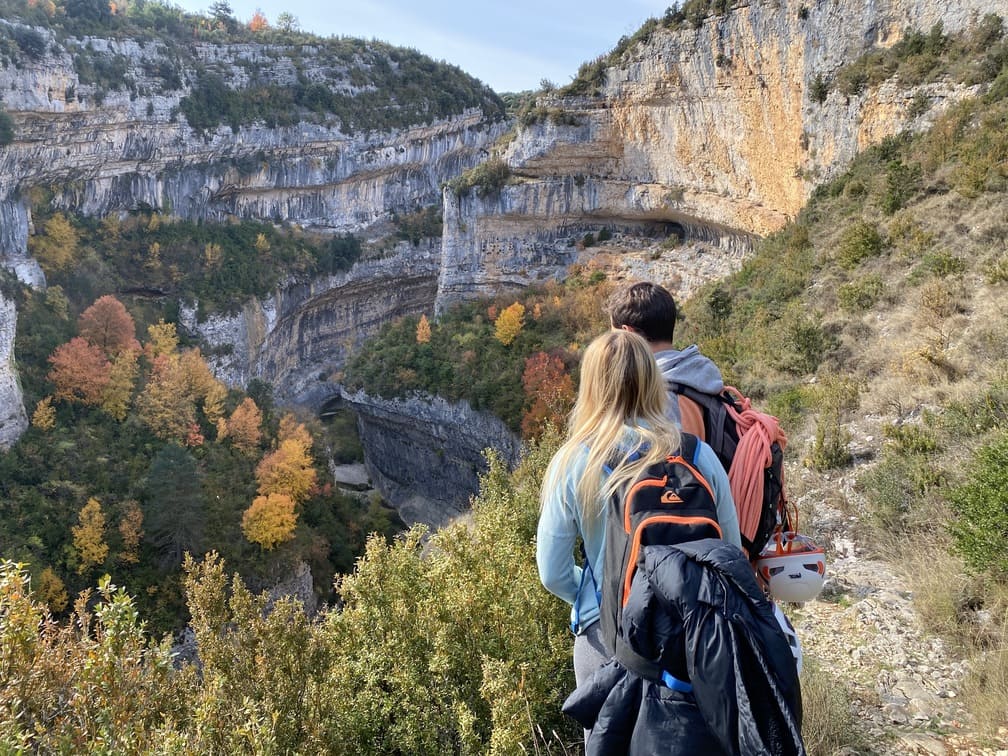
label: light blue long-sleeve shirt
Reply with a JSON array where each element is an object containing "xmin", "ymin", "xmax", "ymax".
[{"xmin": 536, "ymin": 436, "xmax": 740, "ymax": 634}]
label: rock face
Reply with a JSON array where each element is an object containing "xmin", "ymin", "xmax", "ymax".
[
  {"xmin": 435, "ymin": 0, "xmax": 1004, "ymax": 309},
  {"xmin": 337, "ymin": 388, "xmax": 521, "ymax": 529},
  {"xmin": 0, "ymin": 292, "xmax": 29, "ymax": 449}
]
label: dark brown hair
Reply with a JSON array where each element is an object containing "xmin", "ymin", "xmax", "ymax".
[{"xmin": 606, "ymin": 282, "xmax": 677, "ymax": 343}]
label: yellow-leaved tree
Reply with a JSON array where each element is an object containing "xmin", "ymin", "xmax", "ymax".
[
  {"xmin": 241, "ymin": 493, "xmax": 296, "ymax": 549},
  {"xmin": 28, "ymin": 212, "xmax": 78, "ymax": 272},
  {"xmin": 32, "ymin": 396, "xmax": 56, "ymax": 430},
  {"xmin": 72, "ymin": 498, "xmax": 108, "ymax": 574},
  {"xmin": 494, "ymin": 302, "xmax": 526, "ymax": 346},
  {"xmin": 101, "ymin": 350, "xmax": 139, "ymax": 421},
  {"xmin": 255, "ymin": 432, "xmax": 316, "ymax": 504},
  {"xmin": 118, "ymin": 501, "xmax": 144, "ymax": 565},
  {"xmin": 35, "ymin": 566, "xmax": 68, "ymax": 613}
]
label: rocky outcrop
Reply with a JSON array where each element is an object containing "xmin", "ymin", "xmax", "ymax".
[
  {"xmin": 178, "ymin": 238, "xmax": 440, "ymax": 397},
  {"xmin": 0, "ymin": 22, "xmax": 506, "ymax": 264},
  {"xmin": 0, "ymin": 292, "xmax": 28, "ymax": 449},
  {"xmin": 435, "ymin": 0, "xmax": 1004, "ymax": 308},
  {"xmin": 337, "ymin": 388, "xmax": 521, "ymax": 529}
]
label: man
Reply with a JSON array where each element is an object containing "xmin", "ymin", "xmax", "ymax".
[{"xmin": 606, "ymin": 281, "xmax": 724, "ymax": 437}]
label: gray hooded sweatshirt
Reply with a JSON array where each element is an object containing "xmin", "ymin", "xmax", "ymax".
[{"xmin": 654, "ymin": 345, "xmax": 724, "ymax": 427}]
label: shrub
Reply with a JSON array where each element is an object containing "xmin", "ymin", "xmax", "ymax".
[
  {"xmin": 836, "ymin": 221, "xmax": 885, "ymax": 268},
  {"xmin": 808, "ymin": 376, "xmax": 859, "ymax": 471},
  {"xmin": 949, "ymin": 431, "xmax": 1008, "ymax": 580},
  {"xmin": 838, "ymin": 274, "xmax": 884, "ymax": 311},
  {"xmin": 447, "ymin": 157, "xmax": 511, "ymax": 198},
  {"xmin": 809, "ymin": 74, "xmax": 829, "ymax": 104}
]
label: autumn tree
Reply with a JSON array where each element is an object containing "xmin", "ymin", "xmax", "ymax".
[
  {"xmin": 494, "ymin": 302, "xmax": 526, "ymax": 346},
  {"xmin": 72, "ymin": 498, "xmax": 109, "ymax": 574},
  {"xmin": 32, "ymin": 396, "xmax": 56, "ymax": 430},
  {"xmin": 241, "ymin": 493, "xmax": 296, "ymax": 549},
  {"xmin": 203, "ymin": 381, "xmax": 228, "ymax": 428},
  {"xmin": 255, "ymin": 438, "xmax": 316, "ymax": 504},
  {"xmin": 145, "ymin": 320, "xmax": 179, "ymax": 359},
  {"xmin": 101, "ymin": 350, "xmax": 138, "ymax": 421},
  {"xmin": 118, "ymin": 501, "xmax": 144, "ymax": 565},
  {"xmin": 248, "ymin": 9, "xmax": 268, "ymax": 31},
  {"xmin": 135, "ymin": 354, "xmax": 197, "ymax": 443},
  {"xmin": 28, "ymin": 212, "xmax": 78, "ymax": 272},
  {"xmin": 77, "ymin": 295, "xmax": 140, "ymax": 357},
  {"xmin": 521, "ymin": 351, "xmax": 575, "ymax": 439},
  {"xmin": 221, "ymin": 397, "xmax": 262, "ymax": 454},
  {"xmin": 48, "ymin": 337, "xmax": 112, "ymax": 406},
  {"xmin": 204, "ymin": 242, "xmax": 222, "ymax": 269},
  {"xmin": 35, "ymin": 567, "xmax": 68, "ymax": 613},
  {"xmin": 416, "ymin": 314, "xmax": 432, "ymax": 344}
]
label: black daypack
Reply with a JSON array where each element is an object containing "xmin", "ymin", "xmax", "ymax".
[
  {"xmin": 670, "ymin": 383, "xmax": 789, "ymax": 558},
  {"xmin": 599, "ymin": 433, "xmax": 722, "ymax": 658}
]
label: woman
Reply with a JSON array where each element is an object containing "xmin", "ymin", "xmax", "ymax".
[{"xmin": 536, "ymin": 329, "xmax": 741, "ymax": 687}]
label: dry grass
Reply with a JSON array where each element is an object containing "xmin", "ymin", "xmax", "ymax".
[{"xmin": 800, "ymin": 658, "xmax": 862, "ymax": 756}]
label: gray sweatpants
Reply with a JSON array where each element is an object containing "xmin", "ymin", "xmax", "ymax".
[{"xmin": 572, "ymin": 621, "xmax": 609, "ymax": 750}]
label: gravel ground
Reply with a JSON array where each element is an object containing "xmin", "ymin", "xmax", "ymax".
[{"xmin": 788, "ymin": 494, "xmax": 1008, "ymax": 756}]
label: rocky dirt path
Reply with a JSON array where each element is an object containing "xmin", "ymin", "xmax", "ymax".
[{"xmin": 789, "ymin": 487, "xmax": 1008, "ymax": 755}]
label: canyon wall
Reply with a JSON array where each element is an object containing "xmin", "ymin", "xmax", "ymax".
[{"xmin": 434, "ymin": 0, "xmax": 1004, "ymax": 309}]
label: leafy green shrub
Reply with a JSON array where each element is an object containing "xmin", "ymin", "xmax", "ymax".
[
  {"xmin": 809, "ymin": 74, "xmax": 829, "ymax": 104},
  {"xmin": 949, "ymin": 431, "xmax": 1008, "ymax": 579},
  {"xmin": 838, "ymin": 274, "xmax": 884, "ymax": 311},
  {"xmin": 919, "ymin": 249, "xmax": 967, "ymax": 277},
  {"xmin": 880, "ymin": 159, "xmax": 922, "ymax": 214},
  {"xmin": 447, "ymin": 157, "xmax": 511, "ymax": 198},
  {"xmin": 808, "ymin": 376, "xmax": 859, "ymax": 471},
  {"xmin": 582, "ymin": 232, "xmax": 596, "ymax": 248},
  {"xmin": 837, "ymin": 221, "xmax": 885, "ymax": 269}
]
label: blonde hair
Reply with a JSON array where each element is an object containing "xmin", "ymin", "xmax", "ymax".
[{"xmin": 541, "ymin": 329, "xmax": 682, "ymax": 531}]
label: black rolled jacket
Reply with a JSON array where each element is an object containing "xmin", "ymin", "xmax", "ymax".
[{"xmin": 563, "ymin": 539, "xmax": 805, "ymax": 756}]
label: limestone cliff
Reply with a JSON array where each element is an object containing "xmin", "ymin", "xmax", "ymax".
[
  {"xmin": 337, "ymin": 388, "xmax": 521, "ymax": 529},
  {"xmin": 434, "ymin": 0, "xmax": 1005, "ymax": 310},
  {"xmin": 0, "ymin": 292, "xmax": 28, "ymax": 449},
  {"xmin": 0, "ymin": 22, "xmax": 505, "ymax": 265}
]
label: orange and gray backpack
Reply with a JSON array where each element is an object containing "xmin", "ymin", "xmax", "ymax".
[
  {"xmin": 598, "ymin": 433, "xmax": 723, "ymax": 664},
  {"xmin": 670, "ymin": 383, "xmax": 790, "ymax": 558}
]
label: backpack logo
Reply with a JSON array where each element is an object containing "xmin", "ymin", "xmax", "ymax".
[{"xmin": 660, "ymin": 490, "xmax": 684, "ymax": 504}]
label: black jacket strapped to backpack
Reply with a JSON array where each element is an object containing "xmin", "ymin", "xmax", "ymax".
[{"xmin": 563, "ymin": 538, "xmax": 806, "ymax": 756}]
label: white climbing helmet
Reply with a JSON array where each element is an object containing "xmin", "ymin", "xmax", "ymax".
[{"xmin": 756, "ymin": 531, "xmax": 826, "ymax": 603}]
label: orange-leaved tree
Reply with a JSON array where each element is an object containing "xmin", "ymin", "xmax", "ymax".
[
  {"xmin": 77, "ymin": 295, "xmax": 140, "ymax": 358},
  {"xmin": 494, "ymin": 302, "xmax": 526, "ymax": 346},
  {"xmin": 221, "ymin": 397, "xmax": 263, "ymax": 454},
  {"xmin": 48, "ymin": 337, "xmax": 112, "ymax": 406},
  {"xmin": 241, "ymin": 493, "xmax": 296, "ymax": 549},
  {"xmin": 521, "ymin": 350, "xmax": 575, "ymax": 439},
  {"xmin": 416, "ymin": 314, "xmax": 432, "ymax": 344}
]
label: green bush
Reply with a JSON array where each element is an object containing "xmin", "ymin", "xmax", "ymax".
[
  {"xmin": 837, "ymin": 221, "xmax": 885, "ymax": 268},
  {"xmin": 949, "ymin": 431, "xmax": 1008, "ymax": 579},
  {"xmin": 838, "ymin": 274, "xmax": 884, "ymax": 311},
  {"xmin": 447, "ymin": 157, "xmax": 512, "ymax": 198}
]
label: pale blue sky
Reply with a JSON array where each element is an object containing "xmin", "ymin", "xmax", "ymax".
[{"xmin": 172, "ymin": 0, "xmax": 672, "ymax": 92}]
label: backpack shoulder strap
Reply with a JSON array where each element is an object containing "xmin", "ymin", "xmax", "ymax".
[{"xmin": 677, "ymin": 395, "xmax": 706, "ymax": 439}]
